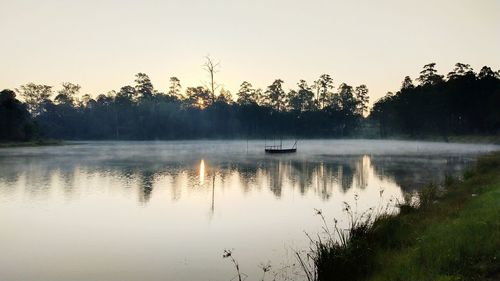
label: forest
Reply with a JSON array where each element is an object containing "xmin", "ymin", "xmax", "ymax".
[
  {"xmin": 1, "ymin": 62, "xmax": 499, "ymax": 141},
  {"xmin": 371, "ymin": 63, "xmax": 500, "ymax": 138}
]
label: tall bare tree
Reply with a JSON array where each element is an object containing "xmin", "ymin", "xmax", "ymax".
[{"xmin": 203, "ymin": 55, "xmax": 220, "ymax": 103}]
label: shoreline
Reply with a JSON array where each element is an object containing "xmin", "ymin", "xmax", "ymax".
[
  {"xmin": 1, "ymin": 136, "xmax": 499, "ymax": 145},
  {"xmin": 0, "ymin": 140, "xmax": 64, "ymax": 148},
  {"xmin": 308, "ymin": 151, "xmax": 500, "ymax": 281}
]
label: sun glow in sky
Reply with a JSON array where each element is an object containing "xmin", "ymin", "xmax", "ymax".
[{"xmin": 1, "ymin": 0, "xmax": 499, "ymax": 104}]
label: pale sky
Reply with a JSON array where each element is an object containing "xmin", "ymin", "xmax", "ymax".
[{"xmin": 1, "ymin": 0, "xmax": 499, "ymax": 104}]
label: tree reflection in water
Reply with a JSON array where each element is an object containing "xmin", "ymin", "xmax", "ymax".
[
  {"xmin": 0, "ymin": 153, "xmax": 476, "ymax": 204},
  {"xmin": 0, "ymin": 141, "xmax": 492, "ymax": 281}
]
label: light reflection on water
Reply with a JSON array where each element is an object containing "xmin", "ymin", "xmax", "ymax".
[{"xmin": 0, "ymin": 140, "xmax": 498, "ymax": 281}]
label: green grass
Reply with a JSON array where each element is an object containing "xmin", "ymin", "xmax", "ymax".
[
  {"xmin": 369, "ymin": 152, "xmax": 500, "ymax": 281},
  {"xmin": 308, "ymin": 152, "xmax": 500, "ymax": 281}
]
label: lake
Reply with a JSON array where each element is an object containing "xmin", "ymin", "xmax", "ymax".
[{"xmin": 0, "ymin": 140, "xmax": 498, "ymax": 281}]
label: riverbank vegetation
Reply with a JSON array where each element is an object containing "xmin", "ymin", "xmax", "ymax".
[
  {"xmin": 1, "ymin": 62, "xmax": 498, "ymax": 141},
  {"xmin": 302, "ymin": 152, "xmax": 500, "ymax": 281}
]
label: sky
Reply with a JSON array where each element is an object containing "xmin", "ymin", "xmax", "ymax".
[{"xmin": 1, "ymin": 0, "xmax": 499, "ymax": 105}]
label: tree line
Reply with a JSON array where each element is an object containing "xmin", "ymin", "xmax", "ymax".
[
  {"xmin": 1, "ymin": 70, "xmax": 369, "ymax": 141},
  {"xmin": 1, "ymin": 61, "xmax": 499, "ymax": 142},
  {"xmin": 370, "ymin": 63, "xmax": 500, "ymax": 138}
]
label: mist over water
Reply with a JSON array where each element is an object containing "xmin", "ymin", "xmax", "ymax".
[{"xmin": 0, "ymin": 140, "xmax": 498, "ymax": 281}]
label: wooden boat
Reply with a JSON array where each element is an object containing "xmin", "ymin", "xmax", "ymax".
[{"xmin": 265, "ymin": 140, "xmax": 297, "ymax": 154}]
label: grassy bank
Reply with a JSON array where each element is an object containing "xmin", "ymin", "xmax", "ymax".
[
  {"xmin": 0, "ymin": 139, "xmax": 63, "ymax": 148},
  {"xmin": 309, "ymin": 152, "xmax": 500, "ymax": 281}
]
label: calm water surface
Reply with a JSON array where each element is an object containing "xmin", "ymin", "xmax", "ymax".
[{"xmin": 0, "ymin": 140, "xmax": 498, "ymax": 281}]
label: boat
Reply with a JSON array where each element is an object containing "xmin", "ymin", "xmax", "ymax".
[{"xmin": 265, "ymin": 140, "xmax": 297, "ymax": 154}]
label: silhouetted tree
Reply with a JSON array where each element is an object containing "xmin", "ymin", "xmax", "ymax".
[
  {"xmin": 55, "ymin": 82, "xmax": 81, "ymax": 105},
  {"xmin": 134, "ymin": 73, "xmax": 154, "ymax": 99},
  {"xmin": 335, "ymin": 84, "xmax": 357, "ymax": 112},
  {"xmin": 478, "ymin": 66, "xmax": 497, "ymax": 80},
  {"xmin": 401, "ymin": 76, "xmax": 414, "ymax": 90},
  {"xmin": 417, "ymin": 63, "xmax": 444, "ymax": 86},
  {"xmin": 186, "ymin": 86, "xmax": 212, "ymax": 108},
  {"xmin": 264, "ymin": 79, "xmax": 287, "ymax": 111},
  {"xmin": 236, "ymin": 81, "xmax": 258, "ymax": 105},
  {"xmin": 255, "ymin": 88, "xmax": 265, "ymax": 105},
  {"xmin": 80, "ymin": 94, "xmax": 94, "ymax": 108},
  {"xmin": 288, "ymin": 80, "xmax": 316, "ymax": 112},
  {"xmin": 447, "ymin": 63, "xmax": 474, "ymax": 80},
  {"xmin": 116, "ymin": 86, "xmax": 136, "ymax": 104},
  {"xmin": 16, "ymin": 83, "xmax": 53, "ymax": 115},
  {"xmin": 370, "ymin": 63, "xmax": 500, "ymax": 137},
  {"xmin": 314, "ymin": 74, "xmax": 334, "ymax": 109},
  {"xmin": 330, "ymin": 83, "xmax": 361, "ymax": 136},
  {"xmin": 371, "ymin": 92, "xmax": 395, "ymax": 137},
  {"xmin": 203, "ymin": 55, "xmax": 219, "ymax": 103},
  {"xmin": 0, "ymin": 89, "xmax": 37, "ymax": 141},
  {"xmin": 168, "ymin": 77, "xmax": 182, "ymax": 99},
  {"xmin": 354, "ymin": 84, "xmax": 369, "ymax": 115},
  {"xmin": 217, "ymin": 88, "xmax": 233, "ymax": 104}
]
